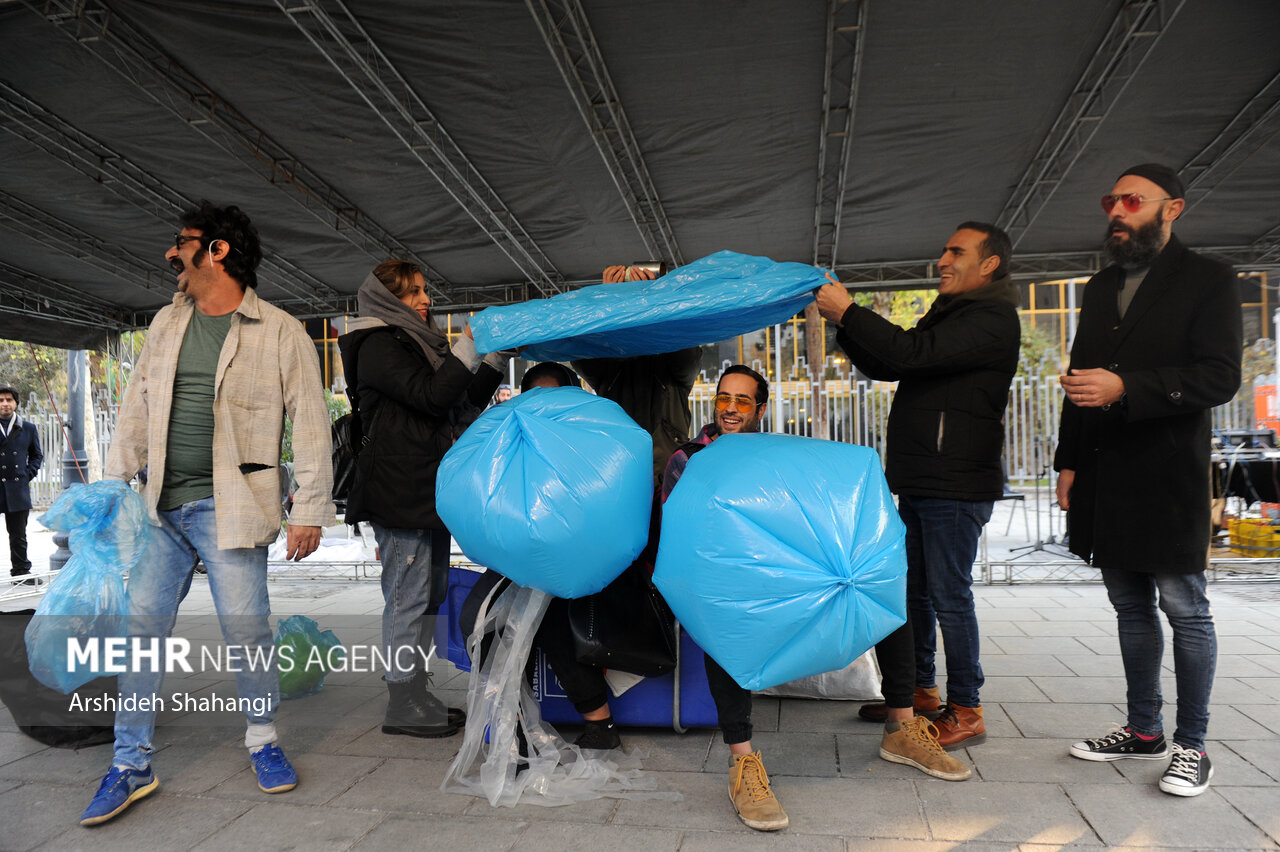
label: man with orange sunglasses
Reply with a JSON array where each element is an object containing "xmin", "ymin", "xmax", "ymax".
[{"xmin": 1055, "ymin": 164, "xmax": 1241, "ymax": 797}]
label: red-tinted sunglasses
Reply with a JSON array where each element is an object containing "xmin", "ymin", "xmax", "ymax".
[{"xmin": 1100, "ymin": 193, "xmax": 1172, "ymax": 214}]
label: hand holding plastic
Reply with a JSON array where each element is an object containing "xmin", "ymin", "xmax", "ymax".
[{"xmin": 470, "ymin": 250, "xmax": 825, "ymax": 360}]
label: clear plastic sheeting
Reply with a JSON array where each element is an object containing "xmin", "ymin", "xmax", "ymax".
[
  {"xmin": 470, "ymin": 251, "xmax": 825, "ymax": 361},
  {"xmin": 441, "ymin": 582, "xmax": 681, "ymax": 807},
  {"xmin": 655, "ymin": 433, "xmax": 906, "ymax": 691},
  {"xmin": 436, "ymin": 387, "xmax": 652, "ymax": 599},
  {"xmin": 25, "ymin": 481, "xmax": 151, "ymax": 693}
]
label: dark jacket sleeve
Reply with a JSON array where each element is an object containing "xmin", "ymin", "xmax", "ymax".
[
  {"xmin": 358, "ymin": 331, "xmax": 476, "ymax": 418},
  {"xmin": 26, "ymin": 424, "xmax": 43, "ymax": 479},
  {"xmin": 1120, "ymin": 264, "xmax": 1242, "ymax": 423},
  {"xmin": 571, "ymin": 357, "xmax": 618, "ymax": 392},
  {"xmin": 837, "ymin": 301, "xmax": 1019, "ymax": 379},
  {"xmin": 466, "ymin": 363, "xmax": 505, "ymax": 410}
]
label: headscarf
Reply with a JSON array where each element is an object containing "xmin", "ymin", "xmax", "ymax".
[{"xmin": 347, "ymin": 271, "xmax": 449, "ymax": 370}]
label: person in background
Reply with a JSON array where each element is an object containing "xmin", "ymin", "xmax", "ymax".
[
  {"xmin": 0, "ymin": 385, "xmax": 43, "ymax": 585},
  {"xmin": 339, "ymin": 260, "xmax": 508, "ymax": 739}
]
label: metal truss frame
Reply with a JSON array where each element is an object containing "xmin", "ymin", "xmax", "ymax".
[
  {"xmin": 0, "ymin": 259, "xmax": 135, "ymax": 330},
  {"xmin": 23, "ymin": 0, "xmax": 456, "ymax": 305},
  {"xmin": 272, "ymin": 0, "xmax": 563, "ymax": 299},
  {"xmin": 812, "ymin": 0, "xmax": 867, "ymax": 271},
  {"xmin": 1182, "ymin": 69, "xmax": 1280, "ymax": 210},
  {"xmin": 0, "ymin": 81, "xmax": 344, "ymax": 316},
  {"xmin": 995, "ymin": 0, "xmax": 1186, "ymax": 247},
  {"xmin": 525, "ymin": 0, "xmax": 682, "ymax": 269}
]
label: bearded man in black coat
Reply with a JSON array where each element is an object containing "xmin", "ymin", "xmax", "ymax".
[{"xmin": 1056, "ymin": 163, "xmax": 1242, "ymax": 798}]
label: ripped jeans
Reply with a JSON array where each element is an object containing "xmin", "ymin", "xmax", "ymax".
[{"xmin": 371, "ymin": 524, "xmax": 450, "ymax": 683}]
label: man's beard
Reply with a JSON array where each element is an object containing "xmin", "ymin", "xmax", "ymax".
[{"xmin": 1104, "ymin": 213, "xmax": 1166, "ymax": 269}]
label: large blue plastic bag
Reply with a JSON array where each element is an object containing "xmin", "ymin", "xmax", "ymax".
[
  {"xmin": 471, "ymin": 250, "xmax": 825, "ymax": 361},
  {"xmin": 653, "ymin": 433, "xmax": 906, "ymax": 691},
  {"xmin": 436, "ymin": 387, "xmax": 652, "ymax": 598},
  {"xmin": 25, "ymin": 481, "xmax": 151, "ymax": 693}
]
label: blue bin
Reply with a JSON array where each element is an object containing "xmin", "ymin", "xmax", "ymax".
[{"xmin": 437, "ymin": 565, "xmax": 719, "ymax": 731}]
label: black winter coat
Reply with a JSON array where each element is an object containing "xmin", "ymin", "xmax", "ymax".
[
  {"xmin": 1054, "ymin": 236, "xmax": 1242, "ymax": 574},
  {"xmin": 835, "ymin": 275, "xmax": 1021, "ymax": 501},
  {"xmin": 338, "ymin": 327, "xmax": 503, "ymax": 530},
  {"xmin": 0, "ymin": 417, "xmax": 42, "ymax": 513}
]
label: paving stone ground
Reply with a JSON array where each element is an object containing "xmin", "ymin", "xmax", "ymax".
[{"xmin": 2, "ymin": 503, "xmax": 1278, "ymax": 850}]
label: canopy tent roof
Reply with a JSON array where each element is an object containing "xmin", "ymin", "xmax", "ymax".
[{"xmin": 1, "ymin": 0, "xmax": 1277, "ymax": 349}]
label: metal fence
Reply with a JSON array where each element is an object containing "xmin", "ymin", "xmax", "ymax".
[{"xmin": 22, "ymin": 366, "xmax": 1259, "ymax": 506}]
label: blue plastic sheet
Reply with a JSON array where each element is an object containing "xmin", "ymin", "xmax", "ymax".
[
  {"xmin": 25, "ymin": 481, "xmax": 151, "ymax": 694},
  {"xmin": 653, "ymin": 433, "xmax": 906, "ymax": 691},
  {"xmin": 436, "ymin": 387, "xmax": 652, "ymax": 599},
  {"xmin": 471, "ymin": 250, "xmax": 825, "ymax": 361}
]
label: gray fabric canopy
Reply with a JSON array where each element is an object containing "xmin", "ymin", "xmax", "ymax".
[{"xmin": 0, "ymin": 0, "xmax": 1277, "ymax": 349}]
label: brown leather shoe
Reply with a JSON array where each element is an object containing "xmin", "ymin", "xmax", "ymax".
[
  {"xmin": 933, "ymin": 703, "xmax": 985, "ymax": 750},
  {"xmin": 858, "ymin": 685, "xmax": 942, "ymax": 723}
]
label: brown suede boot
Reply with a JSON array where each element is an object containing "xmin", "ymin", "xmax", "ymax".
[
  {"xmin": 879, "ymin": 716, "xmax": 972, "ymax": 781},
  {"xmin": 933, "ymin": 703, "xmax": 985, "ymax": 750},
  {"xmin": 857, "ymin": 685, "xmax": 943, "ymax": 723}
]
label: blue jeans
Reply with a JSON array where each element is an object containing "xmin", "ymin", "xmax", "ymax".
[
  {"xmin": 372, "ymin": 525, "xmax": 449, "ymax": 683},
  {"xmin": 1101, "ymin": 568, "xmax": 1216, "ymax": 751},
  {"xmin": 115, "ymin": 497, "xmax": 277, "ymax": 769},
  {"xmin": 900, "ymin": 495, "xmax": 992, "ymax": 708}
]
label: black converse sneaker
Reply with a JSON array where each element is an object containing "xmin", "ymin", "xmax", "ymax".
[
  {"xmin": 1159, "ymin": 743, "xmax": 1213, "ymax": 797},
  {"xmin": 1069, "ymin": 726, "xmax": 1170, "ymax": 761}
]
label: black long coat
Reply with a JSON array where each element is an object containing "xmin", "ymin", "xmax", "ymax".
[
  {"xmin": 1054, "ymin": 236, "xmax": 1242, "ymax": 574},
  {"xmin": 338, "ymin": 327, "xmax": 502, "ymax": 531},
  {"xmin": 0, "ymin": 416, "xmax": 43, "ymax": 513}
]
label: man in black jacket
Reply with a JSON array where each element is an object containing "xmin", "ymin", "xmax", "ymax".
[
  {"xmin": 1056, "ymin": 164, "xmax": 1241, "ymax": 798},
  {"xmin": 0, "ymin": 385, "xmax": 43, "ymax": 583},
  {"xmin": 816, "ymin": 222, "xmax": 1020, "ymax": 751}
]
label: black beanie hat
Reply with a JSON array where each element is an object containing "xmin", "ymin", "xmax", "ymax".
[{"xmin": 1117, "ymin": 163, "xmax": 1185, "ymax": 200}]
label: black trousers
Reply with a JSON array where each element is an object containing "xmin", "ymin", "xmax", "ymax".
[
  {"xmin": 5, "ymin": 510, "xmax": 29, "ymax": 575},
  {"xmin": 875, "ymin": 607, "xmax": 917, "ymax": 709}
]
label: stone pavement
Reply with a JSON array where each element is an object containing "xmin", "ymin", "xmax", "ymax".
[{"xmin": 3, "ymin": 573, "xmax": 1279, "ymax": 851}]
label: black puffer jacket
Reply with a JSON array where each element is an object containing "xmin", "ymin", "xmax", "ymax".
[
  {"xmin": 835, "ymin": 275, "xmax": 1021, "ymax": 501},
  {"xmin": 338, "ymin": 327, "xmax": 502, "ymax": 529}
]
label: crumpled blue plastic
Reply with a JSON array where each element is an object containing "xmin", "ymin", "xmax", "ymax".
[
  {"xmin": 25, "ymin": 480, "xmax": 151, "ymax": 693},
  {"xmin": 470, "ymin": 250, "xmax": 825, "ymax": 361},
  {"xmin": 436, "ymin": 387, "xmax": 653, "ymax": 599},
  {"xmin": 653, "ymin": 433, "xmax": 906, "ymax": 691}
]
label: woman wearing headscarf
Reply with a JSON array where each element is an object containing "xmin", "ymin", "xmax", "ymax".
[{"xmin": 339, "ymin": 260, "xmax": 507, "ymax": 737}]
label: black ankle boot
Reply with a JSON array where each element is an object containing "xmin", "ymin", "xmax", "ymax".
[
  {"xmin": 383, "ymin": 678, "xmax": 460, "ymax": 738},
  {"xmin": 409, "ymin": 671, "xmax": 466, "ymax": 728},
  {"xmin": 574, "ymin": 716, "xmax": 622, "ymax": 751}
]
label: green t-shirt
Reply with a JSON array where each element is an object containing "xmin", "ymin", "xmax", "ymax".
[{"xmin": 159, "ymin": 310, "xmax": 234, "ymax": 510}]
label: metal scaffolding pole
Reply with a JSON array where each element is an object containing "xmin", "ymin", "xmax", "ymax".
[
  {"xmin": 1181, "ymin": 69, "xmax": 1280, "ymax": 211},
  {"xmin": 995, "ymin": 0, "xmax": 1186, "ymax": 247},
  {"xmin": 525, "ymin": 0, "xmax": 683, "ymax": 269},
  {"xmin": 22, "ymin": 0, "xmax": 456, "ymax": 305},
  {"xmin": 273, "ymin": 0, "xmax": 564, "ymax": 299},
  {"xmin": 0, "ymin": 260, "xmax": 131, "ymax": 330}
]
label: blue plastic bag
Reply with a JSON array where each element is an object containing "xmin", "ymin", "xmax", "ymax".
[
  {"xmin": 436, "ymin": 387, "xmax": 652, "ymax": 599},
  {"xmin": 471, "ymin": 250, "xmax": 825, "ymax": 361},
  {"xmin": 25, "ymin": 481, "xmax": 151, "ymax": 693},
  {"xmin": 275, "ymin": 615, "xmax": 344, "ymax": 700},
  {"xmin": 653, "ymin": 433, "xmax": 906, "ymax": 691}
]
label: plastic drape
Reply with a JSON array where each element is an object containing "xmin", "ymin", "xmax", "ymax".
[
  {"xmin": 436, "ymin": 387, "xmax": 652, "ymax": 599},
  {"xmin": 441, "ymin": 581, "xmax": 680, "ymax": 806},
  {"xmin": 470, "ymin": 251, "xmax": 825, "ymax": 361},
  {"xmin": 654, "ymin": 433, "xmax": 906, "ymax": 691},
  {"xmin": 25, "ymin": 481, "xmax": 151, "ymax": 693}
]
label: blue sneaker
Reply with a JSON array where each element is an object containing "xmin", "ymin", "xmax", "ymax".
[
  {"xmin": 250, "ymin": 743, "xmax": 298, "ymax": 793},
  {"xmin": 80, "ymin": 765, "xmax": 159, "ymax": 826}
]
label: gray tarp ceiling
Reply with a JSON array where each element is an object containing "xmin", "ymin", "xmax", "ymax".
[{"xmin": 1, "ymin": 0, "xmax": 1278, "ymax": 349}]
